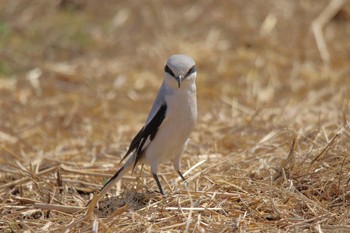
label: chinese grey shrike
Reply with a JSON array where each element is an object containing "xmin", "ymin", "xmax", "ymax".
[{"xmin": 99, "ymin": 54, "xmax": 197, "ymax": 197}]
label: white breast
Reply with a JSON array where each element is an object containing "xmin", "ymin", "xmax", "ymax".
[{"xmin": 144, "ymin": 87, "xmax": 197, "ymax": 172}]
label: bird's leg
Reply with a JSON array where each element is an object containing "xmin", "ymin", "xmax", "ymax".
[
  {"xmin": 177, "ymin": 170, "xmax": 186, "ymax": 181},
  {"xmin": 152, "ymin": 173, "xmax": 165, "ymax": 195}
]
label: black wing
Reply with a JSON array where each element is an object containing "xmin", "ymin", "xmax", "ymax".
[{"xmin": 120, "ymin": 103, "xmax": 167, "ymax": 169}]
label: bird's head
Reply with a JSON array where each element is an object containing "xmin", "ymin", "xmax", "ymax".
[{"xmin": 164, "ymin": 54, "xmax": 196, "ymax": 89}]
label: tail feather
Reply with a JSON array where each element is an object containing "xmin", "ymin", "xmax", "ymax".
[
  {"xmin": 86, "ymin": 155, "xmax": 134, "ymax": 213},
  {"xmin": 98, "ymin": 155, "xmax": 134, "ymax": 198}
]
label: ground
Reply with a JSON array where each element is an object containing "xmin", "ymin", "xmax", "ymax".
[{"xmin": 0, "ymin": 0, "xmax": 350, "ymax": 232}]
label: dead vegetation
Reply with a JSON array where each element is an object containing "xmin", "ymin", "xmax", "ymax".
[{"xmin": 1, "ymin": 0, "xmax": 350, "ymax": 232}]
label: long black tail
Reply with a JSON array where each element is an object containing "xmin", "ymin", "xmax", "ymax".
[{"xmin": 100, "ymin": 166, "xmax": 125, "ymax": 192}]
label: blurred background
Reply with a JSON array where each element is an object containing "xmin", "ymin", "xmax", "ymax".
[
  {"xmin": 1, "ymin": 0, "xmax": 350, "ymax": 231},
  {"xmin": 1, "ymin": 0, "xmax": 349, "ymax": 152}
]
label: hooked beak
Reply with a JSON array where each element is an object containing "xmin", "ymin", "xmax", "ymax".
[{"xmin": 176, "ymin": 75, "xmax": 183, "ymax": 88}]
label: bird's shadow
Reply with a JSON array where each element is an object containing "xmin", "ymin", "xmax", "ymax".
[{"xmin": 93, "ymin": 190, "xmax": 163, "ymax": 217}]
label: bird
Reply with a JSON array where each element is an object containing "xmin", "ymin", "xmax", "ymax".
[{"xmin": 95, "ymin": 54, "xmax": 197, "ymax": 200}]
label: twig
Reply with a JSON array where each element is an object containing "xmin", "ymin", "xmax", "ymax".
[
  {"xmin": 309, "ymin": 130, "xmax": 340, "ymax": 170},
  {"xmin": 34, "ymin": 203, "xmax": 85, "ymax": 214},
  {"xmin": 165, "ymin": 207, "xmax": 223, "ymax": 211},
  {"xmin": 159, "ymin": 222, "xmax": 186, "ymax": 230},
  {"xmin": 312, "ymin": 0, "xmax": 345, "ymax": 65},
  {"xmin": 0, "ymin": 166, "xmax": 58, "ymax": 189},
  {"xmin": 175, "ymin": 159, "xmax": 207, "ymax": 182}
]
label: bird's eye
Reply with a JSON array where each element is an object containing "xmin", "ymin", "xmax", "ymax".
[
  {"xmin": 185, "ymin": 65, "xmax": 196, "ymax": 77},
  {"xmin": 164, "ymin": 65, "xmax": 175, "ymax": 77}
]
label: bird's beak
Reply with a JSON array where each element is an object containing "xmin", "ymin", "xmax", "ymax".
[{"xmin": 176, "ymin": 75, "xmax": 183, "ymax": 88}]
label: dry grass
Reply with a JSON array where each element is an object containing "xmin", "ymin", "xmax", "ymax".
[{"xmin": 1, "ymin": 0, "xmax": 350, "ymax": 232}]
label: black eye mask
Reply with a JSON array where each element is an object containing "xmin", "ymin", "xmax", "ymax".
[
  {"xmin": 185, "ymin": 65, "xmax": 196, "ymax": 77},
  {"xmin": 164, "ymin": 65, "xmax": 196, "ymax": 78},
  {"xmin": 164, "ymin": 65, "xmax": 175, "ymax": 77}
]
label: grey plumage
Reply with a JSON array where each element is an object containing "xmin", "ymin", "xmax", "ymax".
[{"xmin": 96, "ymin": 54, "xmax": 197, "ymax": 199}]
